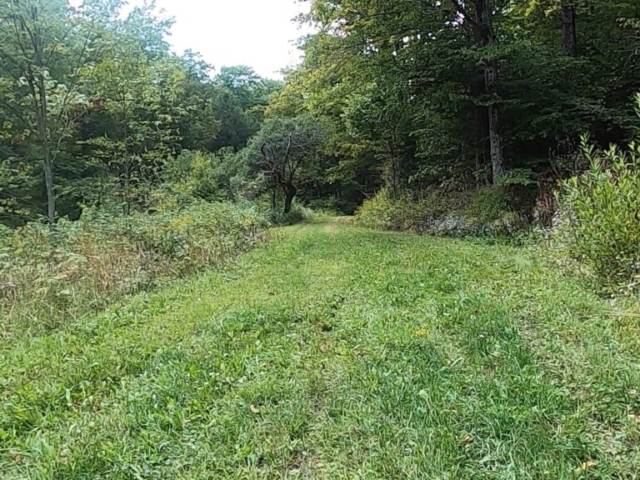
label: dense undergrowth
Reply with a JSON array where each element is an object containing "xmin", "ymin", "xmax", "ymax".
[
  {"xmin": 0, "ymin": 202, "xmax": 269, "ymax": 340},
  {"xmin": 555, "ymin": 136, "xmax": 640, "ymax": 291},
  {"xmin": 356, "ymin": 186, "xmax": 532, "ymax": 238}
]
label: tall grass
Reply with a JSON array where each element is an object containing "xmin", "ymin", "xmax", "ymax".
[{"xmin": 0, "ymin": 203, "xmax": 269, "ymax": 339}]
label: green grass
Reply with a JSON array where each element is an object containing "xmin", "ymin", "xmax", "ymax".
[{"xmin": 2, "ymin": 218, "xmax": 640, "ymax": 479}]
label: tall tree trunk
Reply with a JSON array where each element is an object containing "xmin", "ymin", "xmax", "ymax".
[
  {"xmin": 32, "ymin": 71, "xmax": 55, "ymax": 226},
  {"xmin": 387, "ymin": 142, "xmax": 399, "ymax": 197},
  {"xmin": 471, "ymin": 79, "xmax": 488, "ymax": 185},
  {"xmin": 561, "ymin": 2, "xmax": 578, "ymax": 57},
  {"xmin": 124, "ymin": 159, "xmax": 132, "ymax": 216},
  {"xmin": 29, "ymin": 6, "xmax": 56, "ymax": 227},
  {"xmin": 38, "ymin": 106, "xmax": 55, "ymax": 227},
  {"xmin": 474, "ymin": 0, "xmax": 504, "ymax": 184},
  {"xmin": 488, "ymin": 103, "xmax": 503, "ymax": 181}
]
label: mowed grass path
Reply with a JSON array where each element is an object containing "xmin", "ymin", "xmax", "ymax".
[{"xmin": 2, "ymin": 218, "xmax": 640, "ymax": 479}]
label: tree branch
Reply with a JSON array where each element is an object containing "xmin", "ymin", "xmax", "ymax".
[
  {"xmin": 449, "ymin": 0, "xmax": 482, "ymax": 31},
  {"xmin": 283, "ymin": 134, "xmax": 293, "ymax": 179}
]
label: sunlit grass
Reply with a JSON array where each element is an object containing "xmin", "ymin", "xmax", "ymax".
[{"xmin": 1, "ymin": 218, "xmax": 639, "ymax": 478}]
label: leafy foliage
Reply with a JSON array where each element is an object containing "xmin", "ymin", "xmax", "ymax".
[
  {"xmin": 239, "ymin": 114, "xmax": 326, "ymax": 213},
  {"xmin": 0, "ymin": 1, "xmax": 281, "ymax": 226},
  {"xmin": 559, "ymin": 128, "xmax": 640, "ymax": 289},
  {"xmin": 267, "ymin": 0, "xmax": 640, "ymax": 218},
  {"xmin": 356, "ymin": 187, "xmax": 528, "ymax": 237}
]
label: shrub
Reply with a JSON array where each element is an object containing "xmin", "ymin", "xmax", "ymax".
[
  {"xmin": 270, "ymin": 203, "xmax": 315, "ymax": 226},
  {"xmin": 558, "ymin": 135, "xmax": 640, "ymax": 289},
  {"xmin": 354, "ymin": 190, "xmax": 401, "ymax": 230},
  {"xmin": 0, "ymin": 203, "xmax": 270, "ymax": 339},
  {"xmin": 463, "ymin": 187, "xmax": 515, "ymax": 223},
  {"xmin": 355, "ymin": 187, "xmax": 528, "ymax": 237},
  {"xmin": 163, "ymin": 149, "xmax": 248, "ymax": 205},
  {"xmin": 307, "ymin": 197, "xmax": 360, "ymax": 216}
]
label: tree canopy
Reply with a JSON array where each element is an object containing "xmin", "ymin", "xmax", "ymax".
[
  {"xmin": 1, "ymin": 0, "xmax": 639, "ymax": 223},
  {"xmin": 263, "ymin": 0, "xmax": 640, "ymax": 212},
  {"xmin": 0, "ymin": 0, "xmax": 281, "ymax": 226}
]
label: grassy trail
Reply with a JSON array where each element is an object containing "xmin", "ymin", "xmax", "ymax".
[{"xmin": 2, "ymin": 218, "xmax": 640, "ymax": 479}]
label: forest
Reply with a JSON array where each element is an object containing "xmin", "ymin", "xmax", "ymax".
[
  {"xmin": 2, "ymin": 0, "xmax": 640, "ymax": 477},
  {"xmin": 1, "ymin": 0, "xmax": 639, "ymax": 224}
]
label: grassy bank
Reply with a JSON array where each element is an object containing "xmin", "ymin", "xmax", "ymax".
[{"xmin": 0, "ymin": 203, "xmax": 269, "ymax": 340}]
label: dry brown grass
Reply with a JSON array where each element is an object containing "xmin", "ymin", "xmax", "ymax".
[{"xmin": 0, "ymin": 203, "xmax": 269, "ymax": 339}]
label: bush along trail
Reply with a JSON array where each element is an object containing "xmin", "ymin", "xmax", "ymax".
[{"xmin": 2, "ymin": 218, "xmax": 640, "ymax": 479}]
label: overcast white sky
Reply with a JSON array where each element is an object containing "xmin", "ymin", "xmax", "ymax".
[
  {"xmin": 75, "ymin": 0, "xmax": 311, "ymax": 78},
  {"xmin": 157, "ymin": 0, "xmax": 310, "ymax": 78}
]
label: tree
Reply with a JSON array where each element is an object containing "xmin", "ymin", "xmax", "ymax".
[
  {"xmin": 176, "ymin": 51, "xmax": 221, "ymax": 152},
  {"xmin": 0, "ymin": 0, "xmax": 97, "ymax": 226},
  {"xmin": 249, "ymin": 115, "xmax": 325, "ymax": 213},
  {"xmin": 84, "ymin": 47, "xmax": 185, "ymax": 214},
  {"xmin": 209, "ymin": 66, "xmax": 283, "ymax": 152},
  {"xmin": 280, "ymin": 0, "xmax": 640, "ymax": 209},
  {"xmin": 0, "ymin": 1, "xmax": 263, "ymax": 226}
]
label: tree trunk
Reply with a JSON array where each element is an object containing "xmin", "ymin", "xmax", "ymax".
[
  {"xmin": 284, "ymin": 195, "xmax": 294, "ymax": 214},
  {"xmin": 41, "ymin": 131, "xmax": 55, "ymax": 226},
  {"xmin": 561, "ymin": 2, "xmax": 578, "ymax": 57},
  {"xmin": 488, "ymin": 103, "xmax": 504, "ymax": 182},
  {"xmin": 33, "ymin": 76, "xmax": 55, "ymax": 226},
  {"xmin": 271, "ymin": 182, "xmax": 277, "ymax": 211},
  {"xmin": 471, "ymin": 79, "xmax": 488, "ymax": 186},
  {"xmin": 124, "ymin": 159, "xmax": 132, "ymax": 216},
  {"xmin": 30, "ymin": 6, "xmax": 56, "ymax": 227},
  {"xmin": 475, "ymin": 0, "xmax": 504, "ymax": 184},
  {"xmin": 281, "ymin": 183, "xmax": 297, "ymax": 214}
]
